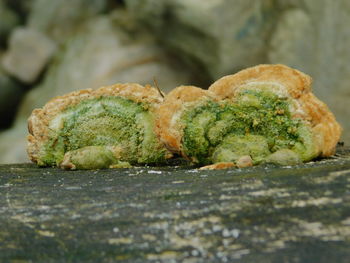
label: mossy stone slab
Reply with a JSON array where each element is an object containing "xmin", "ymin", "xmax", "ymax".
[{"xmin": 1, "ymin": 147, "xmax": 350, "ymax": 262}]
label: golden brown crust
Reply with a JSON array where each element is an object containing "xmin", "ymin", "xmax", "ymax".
[
  {"xmin": 155, "ymin": 85, "xmax": 215, "ymax": 154},
  {"xmin": 27, "ymin": 83, "xmax": 163, "ymax": 164},
  {"xmin": 157, "ymin": 64, "xmax": 342, "ymax": 159}
]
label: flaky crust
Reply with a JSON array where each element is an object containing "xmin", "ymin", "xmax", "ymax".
[
  {"xmin": 27, "ymin": 83, "xmax": 163, "ymax": 164},
  {"xmin": 156, "ymin": 64, "xmax": 342, "ymax": 159}
]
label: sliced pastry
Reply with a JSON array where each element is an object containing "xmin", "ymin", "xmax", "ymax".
[
  {"xmin": 156, "ymin": 64, "xmax": 342, "ymax": 168},
  {"xmin": 27, "ymin": 83, "xmax": 172, "ymax": 169}
]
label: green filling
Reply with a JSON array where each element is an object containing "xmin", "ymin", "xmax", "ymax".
[
  {"xmin": 182, "ymin": 89, "xmax": 318, "ymax": 165},
  {"xmin": 39, "ymin": 96, "xmax": 169, "ymax": 168}
]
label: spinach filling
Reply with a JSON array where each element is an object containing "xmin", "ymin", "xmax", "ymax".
[
  {"xmin": 39, "ymin": 96, "xmax": 169, "ymax": 167},
  {"xmin": 181, "ymin": 90, "xmax": 318, "ymax": 165}
]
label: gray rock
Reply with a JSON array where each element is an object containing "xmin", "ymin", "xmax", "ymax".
[
  {"xmin": 0, "ymin": 125, "xmax": 28, "ymax": 163},
  {"xmin": 0, "ymin": 63, "xmax": 24, "ymax": 129},
  {"xmin": 268, "ymin": 0, "xmax": 350, "ymax": 143},
  {"xmin": 1, "ymin": 27, "xmax": 56, "ymax": 83},
  {"xmin": 1, "ymin": 148, "xmax": 350, "ymax": 262},
  {"xmin": 28, "ymin": 0, "xmax": 109, "ymax": 43},
  {"xmin": 125, "ymin": 0, "xmax": 278, "ymax": 81},
  {"xmin": 4, "ymin": 0, "xmax": 34, "ymax": 17},
  {"xmin": 268, "ymin": 9, "xmax": 314, "ymax": 73},
  {"xmin": 0, "ymin": 0, "xmax": 20, "ymax": 44}
]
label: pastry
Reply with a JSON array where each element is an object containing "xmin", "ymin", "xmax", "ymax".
[
  {"xmin": 27, "ymin": 83, "xmax": 172, "ymax": 169},
  {"xmin": 156, "ymin": 64, "xmax": 342, "ymax": 167}
]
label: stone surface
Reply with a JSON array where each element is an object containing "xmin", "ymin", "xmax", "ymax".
[
  {"xmin": 1, "ymin": 27, "xmax": 56, "ymax": 83},
  {"xmin": 268, "ymin": 9, "xmax": 313, "ymax": 73},
  {"xmin": 0, "ymin": 0, "xmax": 20, "ymax": 45},
  {"xmin": 28, "ymin": 0, "xmax": 110, "ymax": 43},
  {"xmin": 0, "ymin": 62, "xmax": 24, "ymax": 129},
  {"xmin": 125, "ymin": 0, "xmax": 278, "ymax": 81},
  {"xmin": 3, "ymin": 0, "xmax": 33, "ymax": 19},
  {"xmin": 1, "ymin": 147, "xmax": 350, "ymax": 262},
  {"xmin": 0, "ymin": 127, "xmax": 28, "ymax": 164}
]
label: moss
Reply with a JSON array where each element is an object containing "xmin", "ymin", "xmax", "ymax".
[
  {"xmin": 292, "ymin": 125, "xmax": 319, "ymax": 161},
  {"xmin": 62, "ymin": 146, "xmax": 131, "ymax": 170},
  {"xmin": 181, "ymin": 89, "xmax": 317, "ymax": 165},
  {"xmin": 266, "ymin": 149, "xmax": 302, "ymax": 166},
  {"xmin": 39, "ymin": 96, "xmax": 169, "ymax": 168},
  {"xmin": 182, "ymin": 102, "xmax": 218, "ymax": 163},
  {"xmin": 212, "ymin": 134, "xmax": 270, "ymax": 164}
]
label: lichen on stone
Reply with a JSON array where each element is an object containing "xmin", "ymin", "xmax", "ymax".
[
  {"xmin": 180, "ymin": 89, "xmax": 317, "ymax": 166},
  {"xmin": 37, "ymin": 96, "xmax": 170, "ymax": 169}
]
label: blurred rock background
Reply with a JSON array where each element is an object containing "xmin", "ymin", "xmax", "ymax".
[{"xmin": 0, "ymin": 0, "xmax": 349, "ymax": 163}]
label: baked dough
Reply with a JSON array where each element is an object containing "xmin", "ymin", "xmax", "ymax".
[
  {"xmin": 27, "ymin": 83, "xmax": 172, "ymax": 169},
  {"xmin": 156, "ymin": 64, "xmax": 342, "ymax": 166}
]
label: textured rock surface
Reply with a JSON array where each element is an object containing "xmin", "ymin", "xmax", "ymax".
[
  {"xmin": 1, "ymin": 147, "xmax": 350, "ymax": 262},
  {"xmin": 268, "ymin": 9, "xmax": 314, "ymax": 73},
  {"xmin": 125, "ymin": 0, "xmax": 278, "ymax": 81},
  {"xmin": 1, "ymin": 27, "xmax": 56, "ymax": 83},
  {"xmin": 3, "ymin": 0, "xmax": 33, "ymax": 19},
  {"xmin": 0, "ymin": 127, "xmax": 28, "ymax": 163},
  {"xmin": 27, "ymin": 0, "xmax": 109, "ymax": 43},
  {"xmin": 0, "ymin": 0, "xmax": 20, "ymax": 45},
  {"xmin": 0, "ymin": 63, "xmax": 24, "ymax": 129}
]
